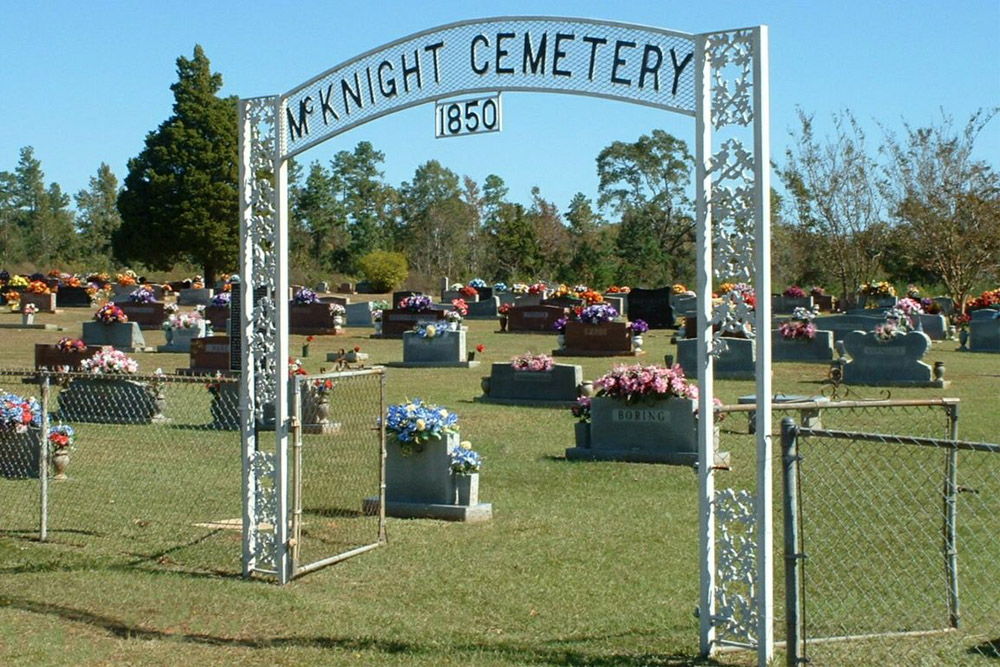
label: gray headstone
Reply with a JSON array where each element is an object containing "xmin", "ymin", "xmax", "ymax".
[
  {"xmin": 485, "ymin": 362, "xmax": 582, "ymax": 402},
  {"xmin": 969, "ymin": 318, "xmax": 1000, "ymax": 353},
  {"xmin": 676, "ymin": 337, "xmax": 755, "ymax": 379},
  {"xmin": 842, "ymin": 330, "xmax": 933, "ymax": 384},
  {"xmin": 402, "ymin": 328, "xmax": 467, "ymax": 363}
]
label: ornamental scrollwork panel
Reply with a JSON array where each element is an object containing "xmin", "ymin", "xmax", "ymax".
[
  {"xmin": 248, "ymin": 450, "xmax": 278, "ymax": 569},
  {"xmin": 715, "ymin": 487, "xmax": 758, "ymax": 645},
  {"xmin": 706, "ymin": 30, "xmax": 754, "ymax": 129}
]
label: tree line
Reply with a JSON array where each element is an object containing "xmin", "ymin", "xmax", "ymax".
[{"xmin": 0, "ymin": 45, "xmax": 996, "ymax": 310}]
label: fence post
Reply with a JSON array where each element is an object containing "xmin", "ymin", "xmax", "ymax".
[
  {"xmin": 39, "ymin": 373, "xmax": 50, "ymax": 542},
  {"xmin": 944, "ymin": 402, "xmax": 960, "ymax": 629},
  {"xmin": 781, "ymin": 417, "xmax": 803, "ymax": 666}
]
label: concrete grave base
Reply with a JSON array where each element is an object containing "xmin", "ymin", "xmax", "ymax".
[{"xmin": 362, "ymin": 497, "xmax": 493, "ymax": 522}]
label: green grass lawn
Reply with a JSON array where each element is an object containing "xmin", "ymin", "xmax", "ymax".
[{"xmin": 0, "ymin": 304, "xmax": 997, "ymax": 666}]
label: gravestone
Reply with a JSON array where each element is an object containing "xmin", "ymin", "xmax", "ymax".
[
  {"xmin": 602, "ymin": 295, "xmax": 626, "ymax": 316},
  {"xmin": 387, "ymin": 328, "xmax": 478, "ymax": 368},
  {"xmin": 314, "ymin": 281, "xmax": 329, "ymax": 293},
  {"xmin": 497, "ymin": 292, "xmax": 517, "ymax": 306},
  {"xmin": 0, "ymin": 429, "xmax": 41, "ymax": 479},
  {"xmin": 380, "ymin": 309, "xmax": 447, "ymax": 337},
  {"xmin": 506, "ymin": 305, "xmax": 565, "ymax": 333},
  {"xmin": 969, "ymin": 317, "xmax": 1000, "ymax": 353},
  {"xmin": 931, "ymin": 297, "xmax": 954, "ymax": 316},
  {"xmin": 392, "ymin": 291, "xmax": 420, "ymax": 307},
  {"xmin": 318, "ymin": 295, "xmax": 349, "ymax": 306},
  {"xmin": 463, "ymin": 296, "xmax": 500, "ymax": 319},
  {"xmin": 187, "ymin": 336, "xmax": 233, "ymax": 373},
  {"xmin": 557, "ymin": 321, "xmax": 634, "ymax": 356},
  {"xmin": 289, "ymin": 302, "xmax": 344, "ymax": 335},
  {"xmin": 626, "ymin": 287, "xmax": 674, "ymax": 329},
  {"xmin": 812, "ymin": 294, "xmax": 836, "ymax": 311},
  {"xmin": 772, "ymin": 295, "xmax": 814, "ymax": 314},
  {"xmin": 676, "ymin": 337, "xmax": 755, "ymax": 380},
  {"xmin": 670, "ymin": 293, "xmax": 698, "ymax": 319},
  {"xmin": 771, "ymin": 329, "xmax": 835, "ymax": 362},
  {"xmin": 81, "ymin": 321, "xmax": 146, "ymax": 351},
  {"xmin": 566, "ymin": 396, "xmax": 699, "ymax": 465},
  {"xmin": 203, "ymin": 304, "xmax": 230, "ymax": 331},
  {"xmin": 345, "ymin": 301, "xmax": 375, "ymax": 326},
  {"xmin": 913, "ymin": 313, "xmax": 948, "ymax": 341},
  {"xmin": 541, "ymin": 295, "xmax": 583, "ymax": 309},
  {"xmin": 478, "ymin": 362, "xmax": 582, "ymax": 405},
  {"xmin": 512, "ymin": 294, "xmax": 544, "ymax": 307},
  {"xmin": 177, "ymin": 288, "xmax": 214, "ymax": 306},
  {"xmin": 20, "ymin": 292, "xmax": 57, "ymax": 313},
  {"xmin": 56, "ymin": 377, "xmax": 158, "ymax": 424},
  {"xmin": 811, "ymin": 314, "xmax": 884, "ymax": 343},
  {"xmin": 841, "ymin": 330, "xmax": 940, "ymax": 385},
  {"xmin": 158, "ymin": 321, "xmax": 209, "ymax": 352},
  {"xmin": 338, "ymin": 282, "xmax": 355, "ymax": 294},
  {"xmin": 35, "ymin": 343, "xmax": 108, "ymax": 370},
  {"xmin": 56, "ymin": 286, "xmax": 92, "ymax": 307},
  {"xmin": 119, "ymin": 302, "xmax": 166, "ymax": 330},
  {"xmin": 442, "ymin": 290, "xmax": 479, "ymax": 302}
]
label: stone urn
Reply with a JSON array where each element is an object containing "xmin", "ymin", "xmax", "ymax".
[
  {"xmin": 51, "ymin": 450, "xmax": 70, "ymax": 480},
  {"xmin": 452, "ymin": 473, "xmax": 480, "ymax": 506}
]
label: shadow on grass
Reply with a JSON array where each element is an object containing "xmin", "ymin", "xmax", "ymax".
[
  {"xmin": 0, "ymin": 591, "xmax": 727, "ymax": 665},
  {"xmin": 970, "ymin": 638, "xmax": 1000, "ymax": 659}
]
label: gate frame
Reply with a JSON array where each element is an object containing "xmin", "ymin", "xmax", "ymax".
[{"xmin": 238, "ymin": 16, "xmax": 771, "ymax": 664}]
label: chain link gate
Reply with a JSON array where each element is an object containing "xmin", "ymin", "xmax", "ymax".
[
  {"xmin": 289, "ymin": 368, "xmax": 386, "ymax": 578},
  {"xmin": 779, "ymin": 402, "xmax": 1000, "ymax": 665}
]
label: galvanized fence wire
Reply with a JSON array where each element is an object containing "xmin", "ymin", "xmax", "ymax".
[
  {"xmin": 773, "ymin": 402, "xmax": 1000, "ymax": 665},
  {"xmin": 713, "ymin": 398, "xmax": 971, "ymax": 662},
  {"xmin": 0, "ymin": 369, "xmax": 43, "ymax": 539},
  {"xmin": 0, "ymin": 368, "xmax": 243, "ymax": 576},
  {"xmin": 291, "ymin": 369, "xmax": 385, "ymax": 576}
]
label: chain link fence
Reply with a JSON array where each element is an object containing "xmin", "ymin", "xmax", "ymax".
[
  {"xmin": 773, "ymin": 401, "xmax": 1000, "ymax": 665},
  {"xmin": 1, "ymin": 368, "xmax": 243, "ymax": 575}
]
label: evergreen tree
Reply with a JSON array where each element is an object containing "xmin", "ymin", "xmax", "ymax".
[
  {"xmin": 12, "ymin": 147, "xmax": 77, "ymax": 267},
  {"xmin": 563, "ymin": 193, "xmax": 616, "ymax": 286},
  {"xmin": 75, "ymin": 163, "xmax": 122, "ymax": 269},
  {"xmin": 115, "ymin": 45, "xmax": 238, "ymax": 284},
  {"xmin": 0, "ymin": 170, "xmax": 25, "ymax": 265}
]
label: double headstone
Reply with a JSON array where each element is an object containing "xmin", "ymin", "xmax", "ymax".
[{"xmin": 625, "ymin": 287, "xmax": 675, "ymax": 329}]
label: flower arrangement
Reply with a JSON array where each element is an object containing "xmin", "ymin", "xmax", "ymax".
[
  {"xmin": 498, "ymin": 303, "xmax": 512, "ymax": 316},
  {"xmin": 293, "ymin": 287, "xmax": 320, "ymax": 305},
  {"xmin": 571, "ymin": 396, "xmax": 591, "ymax": 423},
  {"xmin": 629, "ymin": 319, "xmax": 650, "ymax": 335},
  {"xmin": 412, "ymin": 321, "xmax": 448, "ymax": 338},
  {"xmin": 952, "ymin": 312, "xmax": 971, "ymax": 329},
  {"xmin": 164, "ymin": 311, "xmax": 204, "ymax": 330},
  {"xmin": 493, "ymin": 282, "xmax": 508, "ymax": 292},
  {"xmin": 810, "ymin": 286, "xmax": 827, "ymax": 297},
  {"xmin": 450, "ymin": 298, "xmax": 468, "ymax": 317},
  {"xmin": 579, "ymin": 303, "xmax": 619, "ymax": 324},
  {"xmin": 450, "ymin": 441, "xmax": 482, "ymax": 475},
  {"xmin": 385, "ymin": 398, "xmax": 459, "ymax": 453},
  {"xmin": 861, "ymin": 281, "xmax": 896, "ymax": 297},
  {"xmin": 476, "ymin": 343, "xmax": 484, "ymax": 354},
  {"xmin": 671, "ymin": 284, "xmax": 688, "ymax": 294},
  {"xmin": 872, "ymin": 306, "xmax": 913, "ymax": 343},
  {"xmin": 4, "ymin": 290, "xmax": 21, "ymax": 304},
  {"xmin": 81, "ymin": 349, "xmax": 139, "ymax": 374},
  {"xmin": 528, "ymin": 282, "xmax": 547, "ymax": 295},
  {"xmin": 896, "ymin": 297, "xmax": 924, "ymax": 320},
  {"xmin": 782, "ymin": 285, "xmax": 807, "ymax": 298},
  {"xmin": 288, "ymin": 357, "xmax": 308, "ymax": 377},
  {"xmin": 312, "ymin": 377, "xmax": 335, "ymax": 395},
  {"xmin": 22, "ymin": 303, "xmax": 38, "ymax": 315},
  {"xmin": 94, "ymin": 303, "xmax": 128, "ymax": 324},
  {"xmin": 210, "ymin": 292, "xmax": 231, "ymax": 307},
  {"xmin": 0, "ymin": 391, "xmax": 41, "ymax": 433},
  {"xmin": 553, "ymin": 317, "xmax": 568, "ymax": 334},
  {"xmin": 511, "ymin": 352, "xmax": 555, "ymax": 372},
  {"xmin": 468, "ymin": 278, "xmax": 487, "ymax": 288},
  {"xmin": 49, "ymin": 424, "xmax": 76, "ymax": 452},
  {"xmin": 779, "ymin": 306, "xmax": 819, "ymax": 340},
  {"xmin": 512, "ymin": 283, "xmax": 529, "ymax": 294},
  {"xmin": 719, "ymin": 282, "xmax": 757, "ymax": 309},
  {"xmin": 8, "ymin": 275, "xmax": 28, "ymax": 288},
  {"xmin": 27, "ymin": 280, "xmax": 51, "ymax": 294},
  {"xmin": 129, "ymin": 287, "xmax": 157, "ymax": 303},
  {"xmin": 459, "ymin": 285, "xmax": 479, "ymax": 298},
  {"xmin": 920, "ymin": 297, "xmax": 942, "ymax": 315},
  {"xmin": 553, "ymin": 284, "xmax": 571, "ymax": 298},
  {"xmin": 116, "ymin": 272, "xmax": 138, "ymax": 286},
  {"xmin": 64, "ymin": 276, "xmax": 82, "ymax": 287},
  {"xmin": 449, "ymin": 282, "xmax": 464, "ymax": 290},
  {"xmin": 56, "ymin": 337, "xmax": 87, "ymax": 353},
  {"xmin": 580, "ymin": 289, "xmax": 604, "ymax": 305},
  {"xmin": 445, "ymin": 310, "xmax": 463, "ymax": 324},
  {"xmin": 329, "ymin": 303, "xmax": 346, "ymax": 317},
  {"xmin": 594, "ymin": 363, "xmax": 698, "ymax": 403},
  {"xmin": 966, "ymin": 288, "xmax": 1000, "ymax": 312},
  {"xmin": 397, "ymin": 295, "xmax": 434, "ymax": 312}
]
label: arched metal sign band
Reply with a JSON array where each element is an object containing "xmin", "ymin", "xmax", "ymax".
[{"xmin": 280, "ymin": 16, "xmax": 696, "ymax": 158}]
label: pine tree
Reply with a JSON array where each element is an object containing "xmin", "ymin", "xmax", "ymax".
[
  {"xmin": 115, "ymin": 45, "xmax": 238, "ymax": 285},
  {"xmin": 75, "ymin": 163, "xmax": 122, "ymax": 270}
]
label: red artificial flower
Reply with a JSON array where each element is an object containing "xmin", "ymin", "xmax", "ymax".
[
  {"xmin": 476, "ymin": 344, "xmax": 485, "ymax": 353},
  {"xmin": 306, "ymin": 335, "xmax": 315, "ymax": 342},
  {"xmin": 354, "ymin": 346, "xmax": 361, "ymax": 352}
]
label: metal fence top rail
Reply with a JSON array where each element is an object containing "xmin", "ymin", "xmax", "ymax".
[
  {"xmin": 719, "ymin": 397, "xmax": 960, "ymax": 414},
  {"xmin": 795, "ymin": 426, "xmax": 1000, "ymax": 455}
]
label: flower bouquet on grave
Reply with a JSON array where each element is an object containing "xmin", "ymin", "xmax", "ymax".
[
  {"xmin": 8, "ymin": 275, "xmax": 28, "ymax": 289},
  {"xmin": 468, "ymin": 278, "xmax": 487, "ymax": 289},
  {"xmin": 116, "ymin": 271, "xmax": 138, "ymax": 286},
  {"xmin": 27, "ymin": 280, "xmax": 51, "ymax": 294},
  {"xmin": 779, "ymin": 306, "xmax": 819, "ymax": 340},
  {"xmin": 129, "ymin": 286, "xmax": 157, "ymax": 303},
  {"xmin": 0, "ymin": 391, "xmax": 41, "ymax": 433},
  {"xmin": 571, "ymin": 396, "xmax": 591, "ymax": 423},
  {"xmin": 210, "ymin": 292, "xmax": 231, "ymax": 307},
  {"xmin": 580, "ymin": 289, "xmax": 604, "ymax": 305},
  {"xmin": 459, "ymin": 285, "xmax": 479, "ymax": 298},
  {"xmin": 293, "ymin": 287, "xmax": 321, "ymax": 305},
  {"xmin": 510, "ymin": 352, "xmax": 554, "ymax": 372},
  {"xmin": 492, "ymin": 282, "xmax": 508, "ymax": 293},
  {"xmin": 49, "ymin": 424, "xmax": 76, "ymax": 454},
  {"xmin": 574, "ymin": 284, "xmax": 589, "ymax": 294},
  {"xmin": 163, "ymin": 310, "xmax": 204, "ymax": 330},
  {"xmin": 860, "ymin": 280, "xmax": 896, "ymax": 298},
  {"xmin": 450, "ymin": 441, "xmax": 482, "ymax": 475},
  {"xmin": 397, "ymin": 295, "xmax": 434, "ymax": 312},
  {"xmin": 56, "ymin": 337, "xmax": 88, "ymax": 353},
  {"xmin": 412, "ymin": 321, "xmax": 448, "ymax": 339},
  {"xmin": 22, "ymin": 303, "xmax": 38, "ymax": 315},
  {"xmin": 94, "ymin": 303, "xmax": 128, "ymax": 324},
  {"xmin": 511, "ymin": 283, "xmax": 529, "ymax": 294},
  {"xmin": 718, "ymin": 282, "xmax": 757, "ymax": 310},
  {"xmin": 80, "ymin": 348, "xmax": 139, "ymax": 374},
  {"xmin": 872, "ymin": 306, "xmax": 916, "ymax": 343},
  {"xmin": 594, "ymin": 363, "xmax": 697, "ymax": 403},
  {"xmin": 528, "ymin": 282, "xmax": 547, "ymax": 295},
  {"xmin": 385, "ymin": 398, "xmax": 459, "ymax": 455},
  {"xmin": 369, "ymin": 300, "xmax": 390, "ymax": 322},
  {"xmin": 782, "ymin": 285, "xmax": 807, "ymax": 298},
  {"xmin": 579, "ymin": 303, "xmax": 619, "ymax": 324}
]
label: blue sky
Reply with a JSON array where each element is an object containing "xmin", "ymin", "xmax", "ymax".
[{"xmin": 1, "ymin": 1, "xmax": 997, "ymax": 215}]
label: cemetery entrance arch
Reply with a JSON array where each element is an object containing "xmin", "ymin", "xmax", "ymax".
[{"xmin": 238, "ymin": 16, "xmax": 771, "ymax": 664}]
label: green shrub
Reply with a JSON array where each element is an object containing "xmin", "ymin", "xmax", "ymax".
[{"xmin": 357, "ymin": 250, "xmax": 409, "ymax": 292}]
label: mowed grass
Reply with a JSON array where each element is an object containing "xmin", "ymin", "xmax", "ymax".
[{"xmin": 0, "ymin": 303, "xmax": 997, "ymax": 666}]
